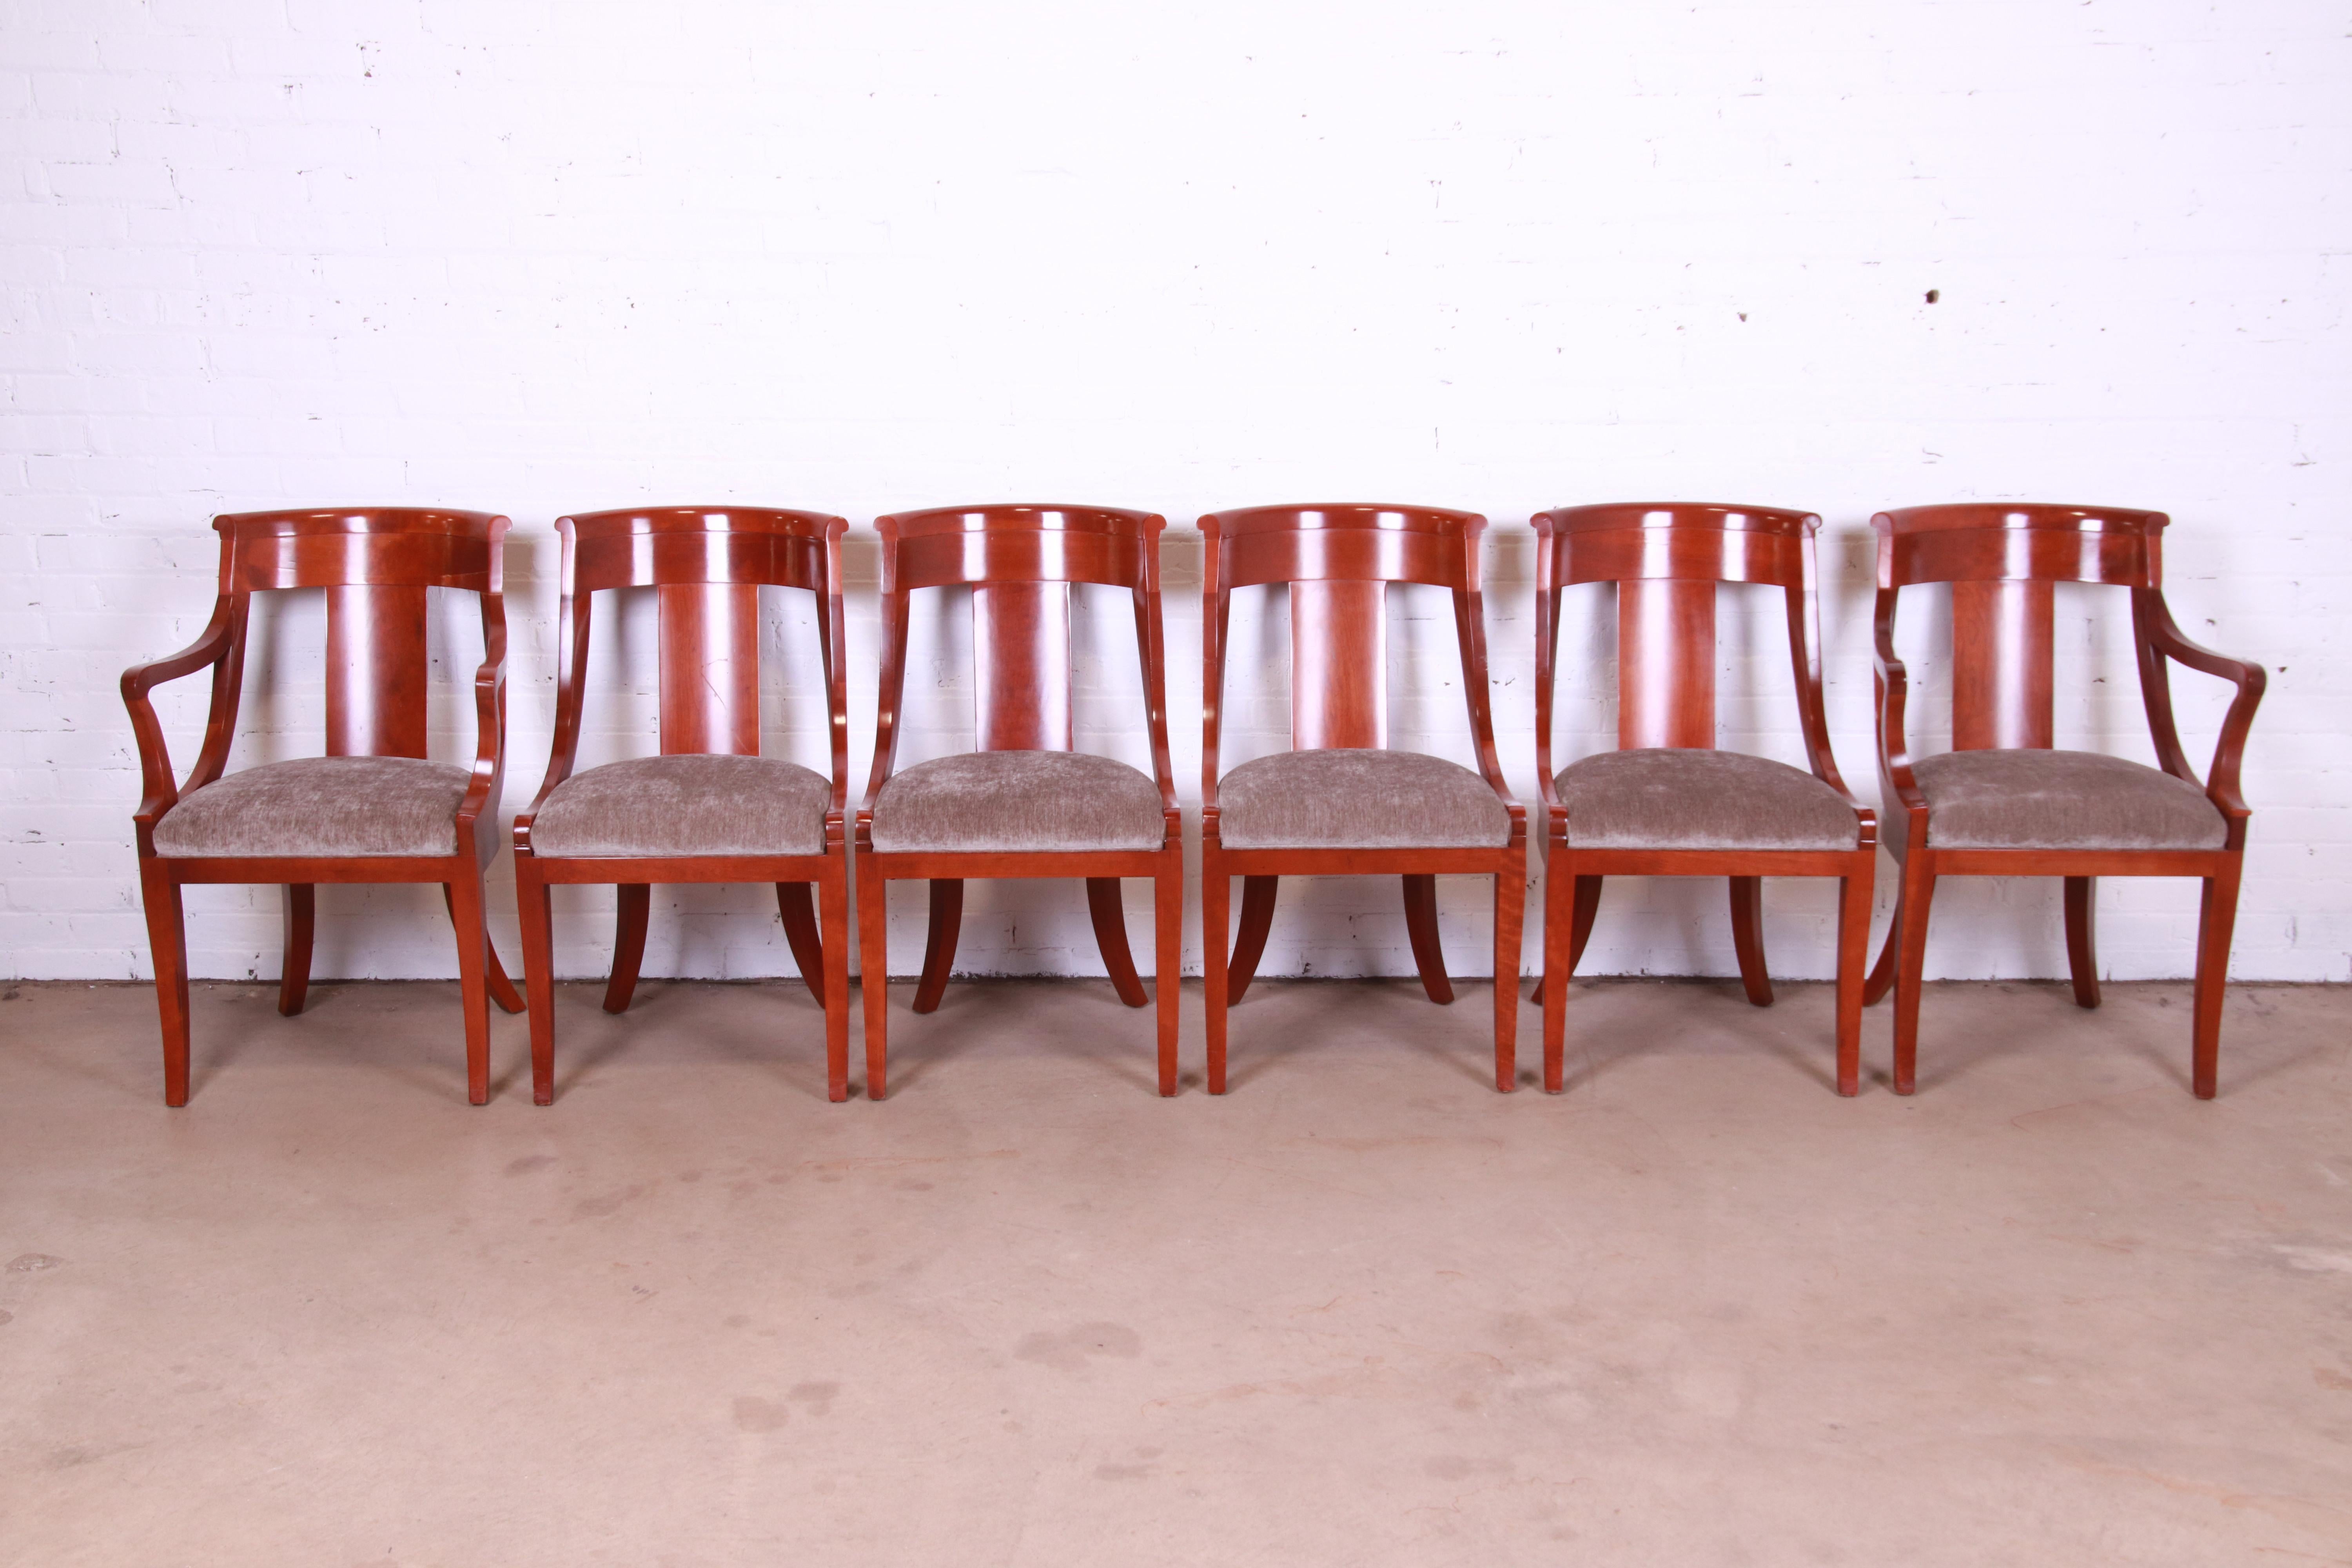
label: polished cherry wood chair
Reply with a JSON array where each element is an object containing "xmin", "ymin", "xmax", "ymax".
[
  {"xmin": 1866, "ymin": 504, "xmax": 2264, "ymax": 1097},
  {"xmin": 1200, "ymin": 504, "xmax": 1525, "ymax": 1093},
  {"xmin": 122, "ymin": 507, "xmax": 525, "ymax": 1106},
  {"xmin": 1532, "ymin": 505, "xmax": 1876, "ymax": 1095},
  {"xmin": 511, "ymin": 507, "xmax": 851, "ymax": 1103},
  {"xmin": 855, "ymin": 505, "xmax": 1183, "ymax": 1098}
]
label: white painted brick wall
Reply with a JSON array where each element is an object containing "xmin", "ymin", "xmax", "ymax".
[{"xmin": 4, "ymin": 0, "xmax": 2346, "ymax": 985}]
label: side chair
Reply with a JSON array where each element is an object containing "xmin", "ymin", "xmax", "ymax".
[
  {"xmin": 1865, "ymin": 504, "xmax": 2265, "ymax": 1097},
  {"xmin": 855, "ymin": 505, "xmax": 1184, "ymax": 1098},
  {"xmin": 1200, "ymin": 503, "xmax": 1526, "ymax": 1093},
  {"xmin": 122, "ymin": 507, "xmax": 526, "ymax": 1106},
  {"xmin": 512, "ymin": 507, "xmax": 852, "ymax": 1103},
  {"xmin": 1532, "ymin": 505, "xmax": 1876, "ymax": 1095}
]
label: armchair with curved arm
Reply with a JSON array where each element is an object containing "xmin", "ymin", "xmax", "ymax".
[
  {"xmin": 1864, "ymin": 504, "xmax": 2267, "ymax": 1098},
  {"xmin": 121, "ymin": 507, "xmax": 523, "ymax": 1107}
]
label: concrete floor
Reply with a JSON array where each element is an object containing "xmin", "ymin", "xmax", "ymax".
[{"xmin": 1, "ymin": 975, "xmax": 2348, "ymax": 1566}]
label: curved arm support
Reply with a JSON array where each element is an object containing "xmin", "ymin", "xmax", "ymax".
[
  {"xmin": 1198, "ymin": 527, "xmax": 1228, "ymax": 824},
  {"xmin": 1532, "ymin": 581, "xmax": 1567, "ymax": 839},
  {"xmin": 822, "ymin": 519, "xmax": 852, "ymax": 842},
  {"xmin": 458, "ymin": 584, "xmax": 509, "ymax": 866},
  {"xmin": 1453, "ymin": 584, "xmax": 1522, "ymax": 831},
  {"xmin": 517, "ymin": 520, "xmax": 588, "ymax": 848},
  {"xmin": 857, "ymin": 588, "xmax": 911, "ymax": 833},
  {"xmin": 121, "ymin": 597, "xmax": 239, "ymax": 829},
  {"xmin": 1133, "ymin": 527, "xmax": 1180, "ymax": 822},
  {"xmin": 1873, "ymin": 587, "xmax": 1927, "ymax": 822},
  {"xmin": 1785, "ymin": 567, "xmax": 1875, "ymax": 847},
  {"xmin": 2133, "ymin": 588, "xmax": 2265, "ymax": 823}
]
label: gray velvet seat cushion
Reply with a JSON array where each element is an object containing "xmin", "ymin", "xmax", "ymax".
[
  {"xmin": 1910, "ymin": 748, "xmax": 2225, "ymax": 851},
  {"xmin": 1555, "ymin": 748, "xmax": 1860, "ymax": 851},
  {"xmin": 152, "ymin": 756, "xmax": 470, "ymax": 858},
  {"xmin": 1217, "ymin": 748, "xmax": 1510, "ymax": 850},
  {"xmin": 531, "ymin": 755, "xmax": 831, "ymax": 858},
  {"xmin": 868, "ymin": 750, "xmax": 1165, "ymax": 853}
]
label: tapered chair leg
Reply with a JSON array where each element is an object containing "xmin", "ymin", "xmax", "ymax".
[
  {"xmin": 1891, "ymin": 858, "xmax": 1937, "ymax": 1095},
  {"xmin": 912, "ymin": 879, "xmax": 962, "ymax": 1015},
  {"xmin": 1728, "ymin": 876, "xmax": 1773, "ymax": 1006},
  {"xmin": 1834, "ymin": 867, "xmax": 1872, "ymax": 1096},
  {"xmin": 1492, "ymin": 861, "xmax": 1524, "ymax": 1092},
  {"xmin": 777, "ymin": 881, "xmax": 827, "ymax": 1006},
  {"xmin": 604, "ymin": 884, "xmax": 650, "ymax": 1014},
  {"xmin": 1540, "ymin": 845, "xmax": 1573, "ymax": 1093},
  {"xmin": 279, "ymin": 884, "xmax": 315, "ymax": 1016},
  {"xmin": 448, "ymin": 868, "xmax": 494, "ymax": 1106},
  {"xmin": 2064, "ymin": 876, "xmax": 2101, "ymax": 1009},
  {"xmin": 1402, "ymin": 873, "xmax": 1455, "ymax": 1004},
  {"xmin": 1203, "ymin": 850, "xmax": 1231, "ymax": 1094},
  {"xmin": 1154, "ymin": 851, "xmax": 1183, "ymax": 1096},
  {"xmin": 1227, "ymin": 875, "xmax": 1277, "ymax": 1002},
  {"xmin": 1087, "ymin": 878, "xmax": 1150, "ymax": 1008},
  {"xmin": 819, "ymin": 860, "xmax": 851, "ymax": 1104},
  {"xmin": 140, "ymin": 859, "xmax": 193, "ymax": 1108},
  {"xmin": 2191, "ymin": 857, "xmax": 2243, "ymax": 1100},
  {"xmin": 513, "ymin": 855, "xmax": 558, "ymax": 1105},
  {"xmin": 855, "ymin": 854, "xmax": 891, "ymax": 1099}
]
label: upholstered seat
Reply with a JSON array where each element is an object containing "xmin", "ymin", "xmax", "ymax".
[
  {"xmin": 1910, "ymin": 748, "xmax": 2225, "ymax": 852},
  {"xmin": 1218, "ymin": 748, "xmax": 1510, "ymax": 850},
  {"xmin": 530, "ymin": 754, "xmax": 831, "ymax": 858},
  {"xmin": 867, "ymin": 750, "xmax": 1164, "ymax": 854},
  {"xmin": 152, "ymin": 756, "xmax": 470, "ymax": 859},
  {"xmin": 1555, "ymin": 748, "xmax": 1859, "ymax": 851}
]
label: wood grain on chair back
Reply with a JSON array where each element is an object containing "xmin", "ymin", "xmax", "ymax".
[
  {"xmin": 1537, "ymin": 504, "xmax": 1819, "ymax": 753},
  {"xmin": 875, "ymin": 505, "xmax": 1162, "ymax": 755},
  {"xmin": 1201, "ymin": 504, "xmax": 1485, "ymax": 753},
  {"xmin": 213, "ymin": 507, "xmax": 508, "ymax": 761},
  {"xmin": 1873, "ymin": 504, "xmax": 2168, "ymax": 752},
  {"xmin": 557, "ymin": 506, "xmax": 839, "ymax": 759}
]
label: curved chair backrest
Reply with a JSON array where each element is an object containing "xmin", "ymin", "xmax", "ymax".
[
  {"xmin": 1533, "ymin": 503, "xmax": 1842, "ymax": 788},
  {"xmin": 1200, "ymin": 504, "xmax": 1499, "ymax": 787},
  {"xmin": 1873, "ymin": 503, "xmax": 2167, "ymax": 752},
  {"xmin": 548, "ymin": 506, "xmax": 845, "ymax": 768},
  {"xmin": 204, "ymin": 506, "xmax": 508, "ymax": 768},
  {"xmin": 865, "ymin": 504, "xmax": 1174, "ymax": 796}
]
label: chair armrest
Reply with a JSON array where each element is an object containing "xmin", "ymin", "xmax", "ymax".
[
  {"xmin": 120, "ymin": 602, "xmax": 236, "ymax": 825},
  {"xmin": 2137, "ymin": 590, "xmax": 2265, "ymax": 818}
]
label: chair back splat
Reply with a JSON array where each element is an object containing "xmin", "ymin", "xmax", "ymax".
[
  {"xmin": 1535, "ymin": 503, "xmax": 1844, "ymax": 790},
  {"xmin": 222, "ymin": 508, "xmax": 506, "ymax": 767},
  {"xmin": 550, "ymin": 506, "xmax": 838, "ymax": 768},
  {"xmin": 1203, "ymin": 503, "xmax": 1492, "ymax": 772},
  {"xmin": 1874, "ymin": 504, "xmax": 2162, "ymax": 753},
  {"xmin": 867, "ymin": 505, "xmax": 1166, "ymax": 788}
]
